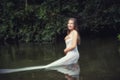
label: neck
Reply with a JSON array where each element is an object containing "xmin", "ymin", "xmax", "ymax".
[
  {"xmin": 69, "ymin": 29, "xmax": 74, "ymax": 32},
  {"xmin": 67, "ymin": 29, "xmax": 74, "ymax": 35}
]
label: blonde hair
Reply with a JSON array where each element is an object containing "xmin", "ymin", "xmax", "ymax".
[{"xmin": 67, "ymin": 18, "xmax": 80, "ymax": 45}]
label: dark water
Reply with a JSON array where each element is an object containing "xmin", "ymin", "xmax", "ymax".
[{"xmin": 0, "ymin": 37, "xmax": 120, "ymax": 80}]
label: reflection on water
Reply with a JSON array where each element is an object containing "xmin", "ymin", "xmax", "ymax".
[
  {"xmin": 0, "ymin": 37, "xmax": 120, "ymax": 80},
  {"xmin": 0, "ymin": 63, "xmax": 80, "ymax": 80},
  {"xmin": 48, "ymin": 63, "xmax": 80, "ymax": 80}
]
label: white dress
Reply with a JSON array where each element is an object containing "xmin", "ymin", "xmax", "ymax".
[
  {"xmin": 0, "ymin": 37, "xmax": 80, "ymax": 73},
  {"xmin": 45, "ymin": 37, "xmax": 80, "ymax": 68}
]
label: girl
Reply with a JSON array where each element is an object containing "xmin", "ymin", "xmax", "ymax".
[{"xmin": 45, "ymin": 18, "xmax": 80, "ymax": 68}]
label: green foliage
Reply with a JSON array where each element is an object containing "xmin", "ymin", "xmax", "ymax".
[
  {"xmin": 0, "ymin": 0, "xmax": 120, "ymax": 43},
  {"xmin": 118, "ymin": 34, "xmax": 120, "ymax": 40}
]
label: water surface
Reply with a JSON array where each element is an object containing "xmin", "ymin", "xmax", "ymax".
[{"xmin": 0, "ymin": 37, "xmax": 120, "ymax": 80}]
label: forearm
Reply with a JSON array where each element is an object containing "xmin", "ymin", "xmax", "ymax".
[{"xmin": 64, "ymin": 46, "xmax": 76, "ymax": 54}]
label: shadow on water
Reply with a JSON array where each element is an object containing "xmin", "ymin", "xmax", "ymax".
[{"xmin": 0, "ymin": 37, "xmax": 120, "ymax": 80}]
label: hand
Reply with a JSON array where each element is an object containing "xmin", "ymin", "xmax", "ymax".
[{"xmin": 64, "ymin": 48, "xmax": 68, "ymax": 54}]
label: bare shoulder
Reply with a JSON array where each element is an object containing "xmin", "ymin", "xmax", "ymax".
[{"xmin": 71, "ymin": 30, "xmax": 78, "ymax": 35}]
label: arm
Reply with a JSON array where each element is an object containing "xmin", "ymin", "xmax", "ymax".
[{"xmin": 64, "ymin": 30, "xmax": 78, "ymax": 54}]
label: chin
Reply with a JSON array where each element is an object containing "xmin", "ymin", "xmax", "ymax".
[{"xmin": 68, "ymin": 29, "xmax": 73, "ymax": 31}]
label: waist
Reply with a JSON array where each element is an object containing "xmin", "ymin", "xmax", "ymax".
[
  {"xmin": 66, "ymin": 45, "xmax": 78, "ymax": 49},
  {"xmin": 66, "ymin": 47, "xmax": 79, "ymax": 53}
]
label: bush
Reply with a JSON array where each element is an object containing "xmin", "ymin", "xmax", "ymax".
[
  {"xmin": 118, "ymin": 34, "xmax": 120, "ymax": 40},
  {"xmin": 0, "ymin": 0, "xmax": 120, "ymax": 43}
]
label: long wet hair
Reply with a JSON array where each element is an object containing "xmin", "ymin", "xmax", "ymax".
[{"xmin": 67, "ymin": 18, "xmax": 80, "ymax": 45}]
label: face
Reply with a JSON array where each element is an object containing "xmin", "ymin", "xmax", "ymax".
[
  {"xmin": 67, "ymin": 20, "xmax": 75, "ymax": 30},
  {"xmin": 65, "ymin": 74, "xmax": 75, "ymax": 80}
]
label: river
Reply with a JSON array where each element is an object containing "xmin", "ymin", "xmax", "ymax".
[{"xmin": 0, "ymin": 37, "xmax": 120, "ymax": 80}]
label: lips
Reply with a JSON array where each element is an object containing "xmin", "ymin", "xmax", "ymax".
[{"xmin": 68, "ymin": 26, "xmax": 72, "ymax": 27}]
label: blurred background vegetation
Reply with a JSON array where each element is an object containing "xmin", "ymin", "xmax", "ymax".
[{"xmin": 0, "ymin": 0, "xmax": 120, "ymax": 43}]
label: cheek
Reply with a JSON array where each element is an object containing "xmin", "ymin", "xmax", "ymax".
[
  {"xmin": 67, "ymin": 23, "xmax": 74, "ymax": 29},
  {"xmin": 67, "ymin": 26, "xmax": 70, "ymax": 29},
  {"xmin": 70, "ymin": 25, "xmax": 74, "ymax": 29},
  {"xmin": 71, "ymin": 24, "xmax": 74, "ymax": 28}
]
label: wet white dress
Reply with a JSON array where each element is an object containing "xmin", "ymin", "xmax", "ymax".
[{"xmin": 45, "ymin": 37, "xmax": 80, "ymax": 68}]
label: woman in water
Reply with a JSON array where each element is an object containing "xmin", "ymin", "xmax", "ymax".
[
  {"xmin": 45, "ymin": 18, "xmax": 80, "ymax": 68},
  {"xmin": 0, "ymin": 18, "xmax": 80, "ymax": 73}
]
